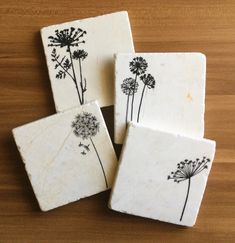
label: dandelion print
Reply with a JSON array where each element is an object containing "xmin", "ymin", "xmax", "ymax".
[
  {"xmin": 48, "ymin": 27, "xmax": 88, "ymax": 105},
  {"xmin": 73, "ymin": 49, "xmax": 88, "ymax": 60},
  {"xmin": 167, "ymin": 156, "xmax": 211, "ymax": 221},
  {"xmin": 48, "ymin": 27, "xmax": 86, "ymax": 51},
  {"xmin": 72, "ymin": 49, "xmax": 88, "ymax": 104},
  {"xmin": 72, "ymin": 112, "xmax": 108, "ymax": 188},
  {"xmin": 129, "ymin": 57, "xmax": 148, "ymax": 75},
  {"xmin": 121, "ymin": 78, "xmax": 139, "ymax": 128},
  {"xmin": 129, "ymin": 57, "xmax": 148, "ymax": 120},
  {"xmin": 137, "ymin": 74, "xmax": 156, "ymax": 122},
  {"xmin": 121, "ymin": 57, "xmax": 156, "ymax": 124}
]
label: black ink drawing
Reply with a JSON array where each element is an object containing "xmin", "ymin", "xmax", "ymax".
[
  {"xmin": 72, "ymin": 112, "xmax": 108, "ymax": 188},
  {"xmin": 78, "ymin": 142, "xmax": 90, "ymax": 153},
  {"xmin": 83, "ymin": 144, "xmax": 90, "ymax": 152},
  {"xmin": 137, "ymin": 74, "xmax": 156, "ymax": 122},
  {"xmin": 129, "ymin": 57, "xmax": 148, "ymax": 120},
  {"xmin": 121, "ymin": 78, "xmax": 138, "ymax": 128},
  {"xmin": 167, "ymin": 157, "xmax": 210, "ymax": 221},
  {"xmin": 121, "ymin": 57, "xmax": 156, "ymax": 125},
  {"xmin": 81, "ymin": 150, "xmax": 86, "ymax": 155},
  {"xmin": 48, "ymin": 27, "xmax": 88, "ymax": 105}
]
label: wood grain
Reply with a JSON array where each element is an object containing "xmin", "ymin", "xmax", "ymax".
[{"xmin": 0, "ymin": 0, "xmax": 235, "ymax": 242}]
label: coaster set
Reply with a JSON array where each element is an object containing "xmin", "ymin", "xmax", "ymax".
[{"xmin": 13, "ymin": 11, "xmax": 216, "ymax": 227}]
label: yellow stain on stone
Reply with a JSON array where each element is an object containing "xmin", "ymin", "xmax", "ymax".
[{"xmin": 186, "ymin": 93, "xmax": 193, "ymax": 102}]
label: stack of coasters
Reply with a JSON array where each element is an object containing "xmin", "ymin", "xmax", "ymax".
[
  {"xmin": 12, "ymin": 10, "xmax": 216, "ymax": 226},
  {"xmin": 110, "ymin": 52, "xmax": 216, "ymax": 226},
  {"xmin": 13, "ymin": 101, "xmax": 117, "ymax": 211},
  {"xmin": 13, "ymin": 11, "xmax": 134, "ymax": 211}
]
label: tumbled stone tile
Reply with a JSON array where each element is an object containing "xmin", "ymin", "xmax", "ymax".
[
  {"xmin": 109, "ymin": 123, "xmax": 216, "ymax": 226},
  {"xmin": 114, "ymin": 53, "xmax": 206, "ymax": 144},
  {"xmin": 41, "ymin": 11, "xmax": 134, "ymax": 112},
  {"xmin": 13, "ymin": 101, "xmax": 117, "ymax": 211}
]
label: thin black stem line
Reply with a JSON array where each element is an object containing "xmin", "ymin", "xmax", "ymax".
[
  {"xmin": 193, "ymin": 167, "xmax": 207, "ymax": 176},
  {"xmin": 90, "ymin": 137, "xmax": 108, "ymax": 189},
  {"xmin": 130, "ymin": 72, "xmax": 138, "ymax": 121},
  {"xmin": 68, "ymin": 46, "xmax": 82, "ymax": 105},
  {"xmin": 193, "ymin": 162, "xmax": 208, "ymax": 175},
  {"xmin": 137, "ymin": 84, "xmax": 146, "ymax": 123},
  {"xmin": 125, "ymin": 94, "xmax": 130, "ymax": 128},
  {"xmin": 180, "ymin": 177, "xmax": 191, "ymax": 221},
  {"xmin": 78, "ymin": 58, "xmax": 85, "ymax": 105}
]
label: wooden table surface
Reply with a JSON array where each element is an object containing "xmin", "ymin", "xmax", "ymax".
[{"xmin": 0, "ymin": 0, "xmax": 235, "ymax": 242}]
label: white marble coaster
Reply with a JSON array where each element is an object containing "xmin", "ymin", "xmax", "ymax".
[
  {"xmin": 114, "ymin": 53, "xmax": 206, "ymax": 144},
  {"xmin": 109, "ymin": 123, "xmax": 216, "ymax": 226},
  {"xmin": 41, "ymin": 11, "xmax": 134, "ymax": 112},
  {"xmin": 13, "ymin": 101, "xmax": 117, "ymax": 211}
]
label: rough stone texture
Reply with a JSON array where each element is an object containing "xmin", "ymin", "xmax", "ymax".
[
  {"xmin": 13, "ymin": 101, "xmax": 117, "ymax": 211},
  {"xmin": 41, "ymin": 11, "xmax": 134, "ymax": 112},
  {"xmin": 110, "ymin": 123, "xmax": 216, "ymax": 226},
  {"xmin": 114, "ymin": 53, "xmax": 206, "ymax": 144}
]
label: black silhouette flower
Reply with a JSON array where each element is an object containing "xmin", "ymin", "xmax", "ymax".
[
  {"xmin": 167, "ymin": 157, "xmax": 210, "ymax": 183},
  {"xmin": 72, "ymin": 49, "xmax": 88, "ymax": 104},
  {"xmin": 72, "ymin": 112, "xmax": 99, "ymax": 140},
  {"xmin": 167, "ymin": 156, "xmax": 211, "ymax": 221},
  {"xmin": 48, "ymin": 27, "xmax": 87, "ymax": 105},
  {"xmin": 129, "ymin": 57, "xmax": 148, "ymax": 75},
  {"xmin": 128, "ymin": 56, "xmax": 148, "ymax": 121},
  {"xmin": 121, "ymin": 78, "xmax": 139, "ymax": 128},
  {"xmin": 137, "ymin": 74, "xmax": 156, "ymax": 122},
  {"xmin": 48, "ymin": 27, "xmax": 86, "ymax": 51},
  {"xmin": 72, "ymin": 49, "xmax": 88, "ymax": 60},
  {"xmin": 71, "ymin": 112, "xmax": 108, "ymax": 188},
  {"xmin": 121, "ymin": 78, "xmax": 139, "ymax": 95},
  {"xmin": 140, "ymin": 74, "xmax": 156, "ymax": 89}
]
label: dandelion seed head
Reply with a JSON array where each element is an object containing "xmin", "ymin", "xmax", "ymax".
[
  {"xmin": 129, "ymin": 57, "xmax": 148, "ymax": 75},
  {"xmin": 140, "ymin": 74, "xmax": 156, "ymax": 89},
  {"xmin": 121, "ymin": 78, "xmax": 139, "ymax": 95},
  {"xmin": 71, "ymin": 112, "xmax": 100, "ymax": 140},
  {"xmin": 72, "ymin": 49, "xmax": 88, "ymax": 60},
  {"xmin": 48, "ymin": 27, "xmax": 86, "ymax": 50},
  {"xmin": 167, "ymin": 156, "xmax": 211, "ymax": 183}
]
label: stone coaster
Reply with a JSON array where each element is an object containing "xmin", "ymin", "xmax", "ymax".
[
  {"xmin": 13, "ymin": 101, "xmax": 117, "ymax": 211},
  {"xmin": 41, "ymin": 11, "xmax": 134, "ymax": 112},
  {"xmin": 109, "ymin": 123, "xmax": 216, "ymax": 226},
  {"xmin": 114, "ymin": 53, "xmax": 206, "ymax": 144}
]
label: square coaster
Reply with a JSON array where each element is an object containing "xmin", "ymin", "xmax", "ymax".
[
  {"xmin": 109, "ymin": 123, "xmax": 216, "ymax": 226},
  {"xmin": 13, "ymin": 101, "xmax": 117, "ymax": 211},
  {"xmin": 41, "ymin": 11, "xmax": 134, "ymax": 112},
  {"xmin": 114, "ymin": 53, "xmax": 206, "ymax": 144}
]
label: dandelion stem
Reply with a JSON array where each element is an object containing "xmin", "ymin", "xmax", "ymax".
[
  {"xmin": 137, "ymin": 84, "xmax": 146, "ymax": 123},
  {"xmin": 90, "ymin": 137, "xmax": 108, "ymax": 189},
  {"xmin": 180, "ymin": 177, "xmax": 191, "ymax": 221},
  {"xmin": 125, "ymin": 94, "xmax": 130, "ymax": 128},
  {"xmin": 68, "ymin": 46, "xmax": 82, "ymax": 105},
  {"xmin": 130, "ymin": 72, "xmax": 138, "ymax": 120},
  {"xmin": 78, "ymin": 58, "xmax": 85, "ymax": 105}
]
